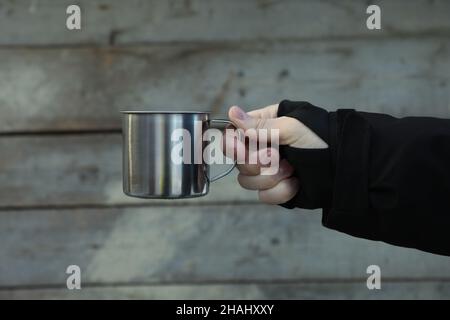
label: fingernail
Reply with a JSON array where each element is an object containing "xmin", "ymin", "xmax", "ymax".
[{"xmin": 231, "ymin": 106, "xmax": 248, "ymax": 120}]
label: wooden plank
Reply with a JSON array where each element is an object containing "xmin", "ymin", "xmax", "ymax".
[
  {"xmin": 0, "ymin": 39, "xmax": 449, "ymax": 133},
  {"xmin": 1, "ymin": 0, "xmax": 450, "ymax": 45},
  {"xmin": 0, "ymin": 134, "xmax": 257, "ymax": 207},
  {"xmin": 1, "ymin": 205, "xmax": 449, "ymax": 287},
  {"xmin": 1, "ymin": 281, "xmax": 450, "ymax": 299}
]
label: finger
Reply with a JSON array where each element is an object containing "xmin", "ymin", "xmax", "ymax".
[
  {"xmin": 223, "ymin": 132, "xmax": 274, "ymax": 175},
  {"xmin": 237, "ymin": 163, "xmax": 260, "ymax": 176},
  {"xmin": 222, "ymin": 129, "xmax": 248, "ymax": 161},
  {"xmin": 258, "ymin": 177, "xmax": 299, "ymax": 205},
  {"xmin": 236, "ymin": 145, "xmax": 280, "ymax": 176},
  {"xmin": 237, "ymin": 159, "xmax": 294, "ymax": 190},
  {"xmin": 222, "ymin": 131, "xmax": 260, "ymax": 175},
  {"xmin": 229, "ymin": 106, "xmax": 308, "ymax": 146},
  {"xmin": 236, "ymin": 138, "xmax": 261, "ymax": 175},
  {"xmin": 247, "ymin": 104, "xmax": 279, "ymax": 119}
]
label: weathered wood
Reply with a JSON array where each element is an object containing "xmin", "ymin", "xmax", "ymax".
[
  {"xmin": 1, "ymin": 281, "xmax": 450, "ymax": 299},
  {"xmin": 0, "ymin": 39, "xmax": 449, "ymax": 133},
  {"xmin": 0, "ymin": 0, "xmax": 448, "ymax": 300},
  {"xmin": 0, "ymin": 134, "xmax": 256, "ymax": 207},
  {"xmin": 1, "ymin": 205, "xmax": 449, "ymax": 287},
  {"xmin": 1, "ymin": 0, "xmax": 450, "ymax": 45}
]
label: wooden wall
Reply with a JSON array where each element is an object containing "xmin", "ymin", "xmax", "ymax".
[{"xmin": 0, "ymin": 0, "xmax": 449, "ymax": 299}]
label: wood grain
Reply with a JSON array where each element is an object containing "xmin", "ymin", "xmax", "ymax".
[
  {"xmin": 1, "ymin": 205, "xmax": 449, "ymax": 287},
  {"xmin": 0, "ymin": 39, "xmax": 449, "ymax": 133},
  {"xmin": 2, "ymin": 281, "xmax": 450, "ymax": 299},
  {"xmin": 0, "ymin": 134, "xmax": 256, "ymax": 207},
  {"xmin": 1, "ymin": 0, "xmax": 450, "ymax": 300},
  {"xmin": 1, "ymin": 0, "xmax": 450, "ymax": 45}
]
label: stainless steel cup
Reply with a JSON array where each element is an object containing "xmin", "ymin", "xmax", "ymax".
[{"xmin": 122, "ymin": 111, "xmax": 236, "ymax": 199}]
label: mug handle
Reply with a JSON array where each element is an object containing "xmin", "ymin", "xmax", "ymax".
[{"xmin": 206, "ymin": 119, "xmax": 241, "ymax": 182}]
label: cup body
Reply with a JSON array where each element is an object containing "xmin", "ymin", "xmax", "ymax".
[{"xmin": 122, "ymin": 111, "xmax": 210, "ymax": 199}]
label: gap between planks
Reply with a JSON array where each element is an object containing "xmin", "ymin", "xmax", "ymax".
[
  {"xmin": 0, "ymin": 33, "xmax": 450, "ymax": 50},
  {"xmin": 0, "ymin": 200, "xmax": 262, "ymax": 212},
  {"xmin": 2, "ymin": 277, "xmax": 450, "ymax": 291}
]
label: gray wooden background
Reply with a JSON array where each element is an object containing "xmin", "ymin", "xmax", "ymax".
[{"xmin": 0, "ymin": 0, "xmax": 449, "ymax": 299}]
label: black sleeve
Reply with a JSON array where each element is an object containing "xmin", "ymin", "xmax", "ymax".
[{"xmin": 278, "ymin": 100, "xmax": 450, "ymax": 256}]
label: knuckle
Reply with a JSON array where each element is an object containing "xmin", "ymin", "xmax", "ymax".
[
  {"xmin": 255, "ymin": 118, "xmax": 267, "ymax": 131},
  {"xmin": 237, "ymin": 174, "xmax": 248, "ymax": 188},
  {"xmin": 237, "ymin": 174, "xmax": 256, "ymax": 190},
  {"xmin": 258, "ymin": 189, "xmax": 279, "ymax": 205},
  {"xmin": 279, "ymin": 178, "xmax": 299, "ymax": 202},
  {"xmin": 281, "ymin": 116, "xmax": 303, "ymax": 129},
  {"xmin": 257, "ymin": 178, "xmax": 298, "ymax": 205},
  {"xmin": 261, "ymin": 166, "xmax": 286, "ymax": 188},
  {"xmin": 257, "ymin": 190, "xmax": 272, "ymax": 204},
  {"xmin": 267, "ymin": 173, "xmax": 281, "ymax": 186}
]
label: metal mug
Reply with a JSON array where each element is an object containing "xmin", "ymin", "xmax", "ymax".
[{"xmin": 122, "ymin": 111, "xmax": 236, "ymax": 199}]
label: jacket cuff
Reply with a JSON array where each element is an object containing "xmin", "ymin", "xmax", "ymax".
[{"xmin": 277, "ymin": 100, "xmax": 334, "ymax": 209}]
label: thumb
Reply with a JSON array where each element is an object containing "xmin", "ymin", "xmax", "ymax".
[{"xmin": 229, "ymin": 105, "xmax": 326, "ymax": 148}]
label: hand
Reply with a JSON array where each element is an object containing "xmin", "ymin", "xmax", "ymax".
[{"xmin": 224, "ymin": 104, "xmax": 327, "ymax": 205}]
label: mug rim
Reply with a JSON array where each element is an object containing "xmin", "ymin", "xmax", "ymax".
[{"xmin": 121, "ymin": 110, "xmax": 209, "ymax": 114}]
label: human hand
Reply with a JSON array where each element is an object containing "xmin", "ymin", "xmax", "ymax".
[{"xmin": 224, "ymin": 104, "xmax": 327, "ymax": 204}]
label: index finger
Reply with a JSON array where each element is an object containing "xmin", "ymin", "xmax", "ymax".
[{"xmin": 247, "ymin": 104, "xmax": 279, "ymax": 119}]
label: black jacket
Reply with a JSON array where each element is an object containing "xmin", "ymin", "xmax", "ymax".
[{"xmin": 278, "ymin": 100, "xmax": 450, "ymax": 256}]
